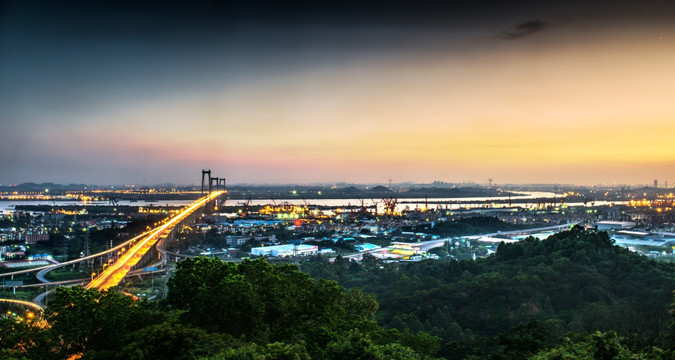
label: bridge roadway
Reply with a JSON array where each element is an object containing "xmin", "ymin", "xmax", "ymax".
[
  {"xmin": 0, "ymin": 230, "xmax": 153, "ymax": 281},
  {"xmin": 1, "ymin": 191, "xmax": 223, "ymax": 310},
  {"xmin": 0, "ymin": 298, "xmax": 44, "ymax": 313},
  {"xmin": 87, "ymin": 191, "xmax": 224, "ymax": 290}
]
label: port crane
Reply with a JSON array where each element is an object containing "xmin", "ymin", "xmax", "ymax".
[{"xmin": 382, "ymin": 197, "xmax": 398, "ymax": 215}]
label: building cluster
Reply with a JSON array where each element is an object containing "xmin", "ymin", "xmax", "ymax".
[
  {"xmin": 0, "ymin": 205, "xmax": 147, "ymax": 266},
  {"xmin": 177, "ymin": 196, "xmax": 675, "ymax": 263},
  {"xmin": 2, "ymin": 184, "xmax": 675, "ymax": 266}
]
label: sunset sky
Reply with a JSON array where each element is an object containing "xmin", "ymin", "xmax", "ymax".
[{"xmin": 1, "ymin": 0, "xmax": 674, "ymax": 185}]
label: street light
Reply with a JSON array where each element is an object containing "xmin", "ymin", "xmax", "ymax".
[{"xmin": 91, "ymin": 272, "xmax": 96, "ymax": 281}]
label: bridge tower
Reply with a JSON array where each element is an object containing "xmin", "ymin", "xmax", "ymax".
[
  {"xmin": 201, "ymin": 170, "xmax": 226, "ymax": 213},
  {"xmin": 201, "ymin": 169, "xmax": 211, "ymax": 197},
  {"xmin": 210, "ymin": 177, "xmax": 220, "ymax": 211},
  {"xmin": 209, "ymin": 176, "xmax": 219, "ymax": 194}
]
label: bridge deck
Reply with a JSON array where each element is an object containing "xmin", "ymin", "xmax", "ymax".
[{"xmin": 87, "ymin": 191, "xmax": 224, "ymax": 290}]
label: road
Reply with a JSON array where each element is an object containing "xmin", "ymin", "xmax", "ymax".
[
  {"xmin": 0, "ymin": 298, "xmax": 44, "ymax": 313},
  {"xmin": 0, "ymin": 229, "xmax": 152, "ymax": 280},
  {"xmin": 2, "ymin": 191, "xmax": 222, "ymax": 309},
  {"xmin": 0, "ymin": 230, "xmax": 153, "ymax": 311},
  {"xmin": 31, "ymin": 266, "xmax": 166, "ymax": 307},
  {"xmin": 87, "ymin": 191, "xmax": 224, "ymax": 290}
]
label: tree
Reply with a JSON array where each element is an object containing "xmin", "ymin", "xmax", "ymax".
[
  {"xmin": 44, "ymin": 286, "xmax": 163, "ymax": 358},
  {"xmin": 528, "ymin": 331, "xmax": 667, "ymax": 360},
  {"xmin": 670, "ymin": 290, "xmax": 675, "ymax": 347},
  {"xmin": 0, "ymin": 316, "xmax": 54, "ymax": 360},
  {"xmin": 114, "ymin": 322, "xmax": 232, "ymax": 360},
  {"xmin": 325, "ymin": 330, "xmax": 423, "ymax": 360},
  {"xmin": 495, "ymin": 319, "xmax": 557, "ymax": 359},
  {"xmin": 204, "ymin": 342, "xmax": 310, "ymax": 360},
  {"xmin": 165, "ymin": 257, "xmax": 430, "ymax": 358}
]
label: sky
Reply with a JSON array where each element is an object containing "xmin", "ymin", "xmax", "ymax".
[{"xmin": 1, "ymin": 0, "xmax": 674, "ymax": 186}]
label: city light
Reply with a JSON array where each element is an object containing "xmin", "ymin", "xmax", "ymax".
[{"xmin": 87, "ymin": 191, "xmax": 224, "ymax": 290}]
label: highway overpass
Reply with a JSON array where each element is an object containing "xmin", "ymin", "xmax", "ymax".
[{"xmin": 88, "ymin": 191, "xmax": 224, "ymax": 290}]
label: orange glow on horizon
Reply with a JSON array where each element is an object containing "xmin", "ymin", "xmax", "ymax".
[{"xmin": 19, "ymin": 21, "xmax": 675, "ymax": 185}]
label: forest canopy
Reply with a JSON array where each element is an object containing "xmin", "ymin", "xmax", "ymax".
[{"xmin": 3, "ymin": 227, "xmax": 675, "ymax": 359}]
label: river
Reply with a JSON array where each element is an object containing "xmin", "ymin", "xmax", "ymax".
[{"xmin": 0, "ymin": 191, "xmax": 627, "ymax": 213}]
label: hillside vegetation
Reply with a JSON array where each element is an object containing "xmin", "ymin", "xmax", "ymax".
[
  {"xmin": 302, "ymin": 227, "xmax": 675, "ymax": 358},
  {"xmin": 3, "ymin": 227, "xmax": 675, "ymax": 359}
]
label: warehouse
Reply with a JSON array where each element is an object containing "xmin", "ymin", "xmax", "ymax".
[
  {"xmin": 596, "ymin": 221, "xmax": 635, "ymax": 231},
  {"xmin": 250, "ymin": 244, "xmax": 318, "ymax": 257}
]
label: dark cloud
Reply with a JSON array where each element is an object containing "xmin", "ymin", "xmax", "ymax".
[{"xmin": 497, "ymin": 20, "xmax": 548, "ymax": 40}]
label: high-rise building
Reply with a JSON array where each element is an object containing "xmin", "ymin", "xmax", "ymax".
[{"xmin": 654, "ymin": 179, "xmax": 658, "ymax": 188}]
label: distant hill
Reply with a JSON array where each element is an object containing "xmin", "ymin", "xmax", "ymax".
[
  {"xmin": 0, "ymin": 182, "xmax": 90, "ymax": 192},
  {"xmin": 335, "ymin": 186, "xmax": 360, "ymax": 194},
  {"xmin": 369, "ymin": 185, "xmax": 394, "ymax": 193}
]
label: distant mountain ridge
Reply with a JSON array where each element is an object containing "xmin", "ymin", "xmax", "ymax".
[
  {"xmin": 0, "ymin": 182, "xmax": 90, "ymax": 192},
  {"xmin": 1, "ymin": 182, "xmax": 515, "ymax": 200}
]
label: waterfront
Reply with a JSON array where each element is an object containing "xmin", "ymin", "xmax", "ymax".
[{"xmin": 2, "ymin": 191, "xmax": 618, "ymax": 214}]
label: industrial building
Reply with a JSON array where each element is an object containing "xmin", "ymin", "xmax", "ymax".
[
  {"xmin": 596, "ymin": 221, "xmax": 636, "ymax": 231},
  {"xmin": 250, "ymin": 244, "xmax": 318, "ymax": 257}
]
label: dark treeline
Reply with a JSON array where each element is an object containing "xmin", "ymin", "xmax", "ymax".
[
  {"xmin": 1, "ymin": 258, "xmax": 441, "ymax": 360},
  {"xmin": 401, "ymin": 215, "xmax": 528, "ymax": 237},
  {"xmin": 302, "ymin": 227, "xmax": 675, "ymax": 359},
  {"xmin": 4, "ymin": 227, "xmax": 675, "ymax": 359}
]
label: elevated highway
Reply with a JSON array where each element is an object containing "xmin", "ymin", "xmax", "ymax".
[
  {"xmin": 0, "ymin": 230, "xmax": 152, "ymax": 281},
  {"xmin": 0, "ymin": 190, "xmax": 224, "ymax": 309},
  {"xmin": 87, "ymin": 191, "xmax": 224, "ymax": 290},
  {"xmin": 0, "ymin": 298, "xmax": 44, "ymax": 313}
]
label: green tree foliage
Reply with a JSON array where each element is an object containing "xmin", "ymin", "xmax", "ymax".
[
  {"xmin": 10, "ymin": 227, "xmax": 675, "ymax": 359},
  {"xmin": 166, "ymin": 258, "xmax": 430, "ymax": 358},
  {"xmin": 324, "ymin": 330, "xmax": 422, "ymax": 360},
  {"xmin": 0, "ymin": 316, "xmax": 52, "ymax": 359},
  {"xmin": 44, "ymin": 287, "xmax": 163, "ymax": 358},
  {"xmin": 668, "ymin": 290, "xmax": 675, "ymax": 350},
  {"xmin": 5, "ymin": 258, "xmax": 437, "ymax": 359},
  {"xmin": 494, "ymin": 320, "xmax": 557, "ymax": 360},
  {"xmin": 115, "ymin": 322, "xmax": 234, "ymax": 360},
  {"xmin": 204, "ymin": 342, "xmax": 311, "ymax": 360},
  {"xmin": 302, "ymin": 227, "xmax": 675, "ymax": 358},
  {"xmin": 529, "ymin": 331, "xmax": 669, "ymax": 360},
  {"xmin": 403, "ymin": 216, "xmax": 525, "ymax": 237}
]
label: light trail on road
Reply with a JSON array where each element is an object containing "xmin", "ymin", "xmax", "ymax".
[
  {"xmin": 0, "ymin": 298, "xmax": 44, "ymax": 312},
  {"xmin": 0, "ymin": 230, "xmax": 153, "ymax": 280},
  {"xmin": 87, "ymin": 191, "xmax": 224, "ymax": 290}
]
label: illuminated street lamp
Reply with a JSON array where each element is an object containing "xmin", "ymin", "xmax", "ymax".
[{"xmin": 91, "ymin": 272, "xmax": 96, "ymax": 281}]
